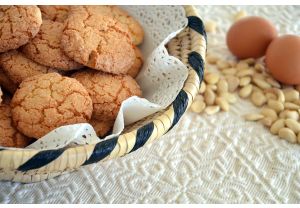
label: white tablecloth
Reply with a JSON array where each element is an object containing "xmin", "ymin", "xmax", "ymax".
[{"xmin": 1, "ymin": 5, "xmax": 300, "ymax": 203}]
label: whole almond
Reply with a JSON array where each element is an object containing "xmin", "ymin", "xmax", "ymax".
[
  {"xmin": 206, "ymin": 55, "xmax": 219, "ymax": 64},
  {"xmin": 239, "ymin": 76, "xmax": 251, "ymax": 87},
  {"xmin": 225, "ymin": 75, "xmax": 240, "ymax": 92},
  {"xmin": 251, "ymin": 91, "xmax": 267, "ymax": 107},
  {"xmin": 205, "ymin": 105, "xmax": 220, "ymax": 115},
  {"xmin": 279, "ymin": 110, "xmax": 299, "ymax": 120},
  {"xmin": 266, "ymin": 77, "xmax": 281, "ymax": 88},
  {"xmin": 254, "ymin": 63, "xmax": 265, "ymax": 72},
  {"xmin": 216, "ymin": 97, "xmax": 230, "ymax": 111},
  {"xmin": 244, "ymin": 113, "xmax": 264, "ymax": 121},
  {"xmin": 283, "ymin": 89, "xmax": 299, "ymax": 102},
  {"xmin": 236, "ymin": 62, "xmax": 248, "ymax": 70},
  {"xmin": 191, "ymin": 100, "xmax": 206, "ymax": 113},
  {"xmin": 236, "ymin": 69, "xmax": 254, "ymax": 77},
  {"xmin": 284, "ymin": 102, "xmax": 300, "ymax": 110},
  {"xmin": 278, "ymin": 128, "xmax": 297, "ymax": 143},
  {"xmin": 253, "ymin": 78, "xmax": 271, "ymax": 89},
  {"xmin": 199, "ymin": 82, "xmax": 206, "ymax": 93},
  {"xmin": 239, "ymin": 84, "xmax": 253, "ymax": 98},
  {"xmin": 261, "ymin": 108, "xmax": 278, "ymax": 122},
  {"xmin": 220, "ymin": 92, "xmax": 237, "ymax": 104},
  {"xmin": 217, "ymin": 79, "xmax": 229, "ymax": 94},
  {"xmin": 267, "ymin": 100, "xmax": 284, "ymax": 113},
  {"xmin": 204, "ymin": 88, "xmax": 216, "ymax": 105},
  {"xmin": 285, "ymin": 119, "xmax": 300, "ymax": 134},
  {"xmin": 234, "ymin": 10, "xmax": 247, "ymax": 21},
  {"xmin": 205, "ymin": 73, "xmax": 220, "ymax": 85},
  {"xmin": 270, "ymin": 119, "xmax": 285, "ymax": 135},
  {"xmin": 261, "ymin": 117, "xmax": 274, "ymax": 127},
  {"xmin": 216, "ymin": 60, "xmax": 230, "ymax": 69}
]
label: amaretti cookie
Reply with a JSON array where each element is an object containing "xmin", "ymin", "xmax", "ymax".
[
  {"xmin": 127, "ymin": 46, "xmax": 143, "ymax": 78},
  {"xmin": 22, "ymin": 19, "xmax": 82, "ymax": 70},
  {"xmin": 0, "ymin": 103, "xmax": 32, "ymax": 148},
  {"xmin": 90, "ymin": 118, "xmax": 114, "ymax": 138},
  {"xmin": 39, "ymin": 5, "xmax": 69, "ymax": 23},
  {"xmin": 0, "ymin": 50, "xmax": 58, "ymax": 85},
  {"xmin": 0, "ymin": 68, "xmax": 17, "ymax": 94},
  {"xmin": 89, "ymin": 6, "xmax": 144, "ymax": 45},
  {"xmin": 0, "ymin": 6, "xmax": 42, "ymax": 52},
  {"xmin": 61, "ymin": 6, "xmax": 135, "ymax": 74},
  {"xmin": 72, "ymin": 70, "xmax": 142, "ymax": 121},
  {"xmin": 11, "ymin": 73, "xmax": 93, "ymax": 138}
]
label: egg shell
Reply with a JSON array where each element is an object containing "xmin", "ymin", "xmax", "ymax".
[
  {"xmin": 226, "ymin": 16, "xmax": 277, "ymax": 59},
  {"xmin": 265, "ymin": 35, "xmax": 300, "ymax": 85}
]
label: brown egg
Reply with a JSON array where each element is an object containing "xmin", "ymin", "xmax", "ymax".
[
  {"xmin": 265, "ymin": 35, "xmax": 300, "ymax": 85},
  {"xmin": 226, "ymin": 16, "xmax": 277, "ymax": 59}
]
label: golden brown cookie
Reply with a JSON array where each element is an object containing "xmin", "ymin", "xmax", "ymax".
[
  {"xmin": 89, "ymin": 6, "xmax": 144, "ymax": 45},
  {"xmin": 72, "ymin": 70, "xmax": 142, "ymax": 121},
  {"xmin": 90, "ymin": 118, "xmax": 114, "ymax": 138},
  {"xmin": 61, "ymin": 6, "xmax": 135, "ymax": 74},
  {"xmin": 0, "ymin": 50, "xmax": 58, "ymax": 85},
  {"xmin": 11, "ymin": 73, "xmax": 93, "ymax": 139},
  {"xmin": 0, "ymin": 103, "xmax": 32, "ymax": 148},
  {"xmin": 127, "ymin": 46, "xmax": 143, "ymax": 78},
  {"xmin": 0, "ymin": 6, "xmax": 42, "ymax": 53},
  {"xmin": 39, "ymin": 5, "xmax": 69, "ymax": 22},
  {"xmin": 0, "ymin": 68, "xmax": 17, "ymax": 94},
  {"xmin": 22, "ymin": 19, "xmax": 82, "ymax": 71}
]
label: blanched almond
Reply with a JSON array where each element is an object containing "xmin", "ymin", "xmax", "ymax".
[
  {"xmin": 244, "ymin": 113, "xmax": 264, "ymax": 121},
  {"xmin": 285, "ymin": 119, "xmax": 300, "ymax": 134},
  {"xmin": 225, "ymin": 75, "xmax": 240, "ymax": 92},
  {"xmin": 217, "ymin": 79, "xmax": 228, "ymax": 94},
  {"xmin": 239, "ymin": 84, "xmax": 253, "ymax": 98},
  {"xmin": 205, "ymin": 106, "xmax": 220, "ymax": 115},
  {"xmin": 267, "ymin": 100, "xmax": 284, "ymax": 113},
  {"xmin": 216, "ymin": 97, "xmax": 230, "ymax": 111},
  {"xmin": 252, "ymin": 78, "xmax": 271, "ymax": 89},
  {"xmin": 261, "ymin": 108, "xmax": 278, "ymax": 122},
  {"xmin": 199, "ymin": 82, "xmax": 206, "ymax": 93},
  {"xmin": 251, "ymin": 91, "xmax": 267, "ymax": 107},
  {"xmin": 278, "ymin": 128, "xmax": 297, "ymax": 143},
  {"xmin": 284, "ymin": 102, "xmax": 300, "ymax": 110},
  {"xmin": 204, "ymin": 88, "xmax": 216, "ymax": 105},
  {"xmin": 270, "ymin": 119, "xmax": 285, "ymax": 135},
  {"xmin": 191, "ymin": 100, "xmax": 206, "ymax": 113},
  {"xmin": 283, "ymin": 89, "xmax": 299, "ymax": 102},
  {"xmin": 239, "ymin": 76, "xmax": 251, "ymax": 87},
  {"xmin": 205, "ymin": 73, "xmax": 220, "ymax": 85}
]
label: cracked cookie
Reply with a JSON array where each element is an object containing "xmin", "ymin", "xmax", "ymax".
[
  {"xmin": 127, "ymin": 46, "xmax": 143, "ymax": 78},
  {"xmin": 22, "ymin": 19, "xmax": 83, "ymax": 70},
  {"xmin": 0, "ymin": 103, "xmax": 32, "ymax": 148},
  {"xmin": 39, "ymin": 5, "xmax": 69, "ymax": 23},
  {"xmin": 87, "ymin": 6, "xmax": 144, "ymax": 45},
  {"xmin": 0, "ymin": 50, "xmax": 58, "ymax": 85},
  {"xmin": 61, "ymin": 6, "xmax": 135, "ymax": 74},
  {"xmin": 90, "ymin": 118, "xmax": 114, "ymax": 138},
  {"xmin": 0, "ymin": 6, "xmax": 42, "ymax": 52},
  {"xmin": 11, "ymin": 72, "xmax": 93, "ymax": 139},
  {"xmin": 72, "ymin": 70, "xmax": 142, "ymax": 121},
  {"xmin": 0, "ymin": 68, "xmax": 17, "ymax": 94}
]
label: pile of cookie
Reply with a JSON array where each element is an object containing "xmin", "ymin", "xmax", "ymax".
[{"xmin": 0, "ymin": 6, "xmax": 144, "ymax": 148}]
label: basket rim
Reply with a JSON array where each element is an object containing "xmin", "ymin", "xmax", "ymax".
[{"xmin": 0, "ymin": 5, "xmax": 207, "ymax": 180}]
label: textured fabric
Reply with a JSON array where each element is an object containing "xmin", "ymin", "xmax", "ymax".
[{"xmin": 1, "ymin": 5, "xmax": 300, "ymax": 204}]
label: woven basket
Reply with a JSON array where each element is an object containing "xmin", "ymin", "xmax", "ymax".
[{"xmin": 0, "ymin": 5, "xmax": 206, "ymax": 183}]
